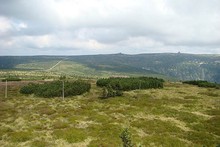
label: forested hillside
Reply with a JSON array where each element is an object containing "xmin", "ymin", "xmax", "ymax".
[
  {"xmin": 0, "ymin": 53, "xmax": 220, "ymax": 83},
  {"xmin": 68, "ymin": 53, "xmax": 220, "ymax": 83}
]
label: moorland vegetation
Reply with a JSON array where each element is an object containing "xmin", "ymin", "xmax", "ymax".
[
  {"xmin": 0, "ymin": 76, "xmax": 219, "ymax": 146},
  {"xmin": 20, "ymin": 80, "xmax": 91, "ymax": 98}
]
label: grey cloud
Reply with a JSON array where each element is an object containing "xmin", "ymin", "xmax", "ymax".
[
  {"xmin": 0, "ymin": 0, "xmax": 220, "ymax": 55},
  {"xmin": 0, "ymin": 0, "xmax": 56, "ymax": 21}
]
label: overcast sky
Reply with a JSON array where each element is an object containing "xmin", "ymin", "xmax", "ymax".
[{"xmin": 0, "ymin": 0, "xmax": 220, "ymax": 55}]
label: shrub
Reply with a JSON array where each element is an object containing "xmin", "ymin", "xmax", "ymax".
[
  {"xmin": 97, "ymin": 77, "xmax": 164, "ymax": 91},
  {"xmin": 20, "ymin": 83, "xmax": 38, "ymax": 94},
  {"xmin": 20, "ymin": 80, "xmax": 91, "ymax": 98},
  {"xmin": 2, "ymin": 77, "xmax": 21, "ymax": 82},
  {"xmin": 101, "ymin": 86, "xmax": 123, "ymax": 98},
  {"xmin": 120, "ymin": 128, "xmax": 134, "ymax": 147},
  {"xmin": 183, "ymin": 80, "xmax": 220, "ymax": 89}
]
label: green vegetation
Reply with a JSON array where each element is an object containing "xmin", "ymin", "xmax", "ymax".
[
  {"xmin": 2, "ymin": 76, "xmax": 21, "ymax": 82},
  {"xmin": 3, "ymin": 53, "xmax": 216, "ymax": 82},
  {"xmin": 101, "ymin": 86, "xmax": 123, "ymax": 98},
  {"xmin": 97, "ymin": 77, "xmax": 164, "ymax": 91},
  {"xmin": 65, "ymin": 53, "xmax": 220, "ymax": 83},
  {"xmin": 20, "ymin": 80, "xmax": 91, "ymax": 98},
  {"xmin": 2, "ymin": 53, "xmax": 220, "ymax": 82},
  {"xmin": 0, "ymin": 80, "xmax": 220, "ymax": 146},
  {"xmin": 120, "ymin": 128, "xmax": 134, "ymax": 147},
  {"xmin": 9, "ymin": 131, "xmax": 33, "ymax": 142},
  {"xmin": 53, "ymin": 128, "xmax": 87, "ymax": 143},
  {"xmin": 183, "ymin": 80, "xmax": 220, "ymax": 89},
  {"xmin": 1, "ymin": 54, "xmax": 220, "ymax": 146},
  {"xmin": 97, "ymin": 77, "xmax": 163, "ymax": 98}
]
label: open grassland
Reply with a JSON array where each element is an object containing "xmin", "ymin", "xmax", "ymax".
[
  {"xmin": 1, "ymin": 60, "xmax": 170, "ymax": 80},
  {"xmin": 15, "ymin": 61, "xmax": 60, "ymax": 71},
  {"xmin": 0, "ymin": 70, "xmax": 60, "ymax": 81},
  {"xmin": 48, "ymin": 60, "xmax": 118, "ymax": 78},
  {"xmin": 0, "ymin": 81, "xmax": 219, "ymax": 146}
]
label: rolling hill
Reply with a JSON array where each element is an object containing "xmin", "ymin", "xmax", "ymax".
[{"xmin": 0, "ymin": 53, "xmax": 220, "ymax": 83}]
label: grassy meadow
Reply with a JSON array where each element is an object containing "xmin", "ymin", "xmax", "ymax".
[
  {"xmin": 0, "ymin": 80, "xmax": 219, "ymax": 147},
  {"xmin": 0, "ymin": 59, "xmax": 171, "ymax": 81}
]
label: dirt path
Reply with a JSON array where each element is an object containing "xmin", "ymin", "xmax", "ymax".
[{"xmin": 46, "ymin": 60, "xmax": 62, "ymax": 71}]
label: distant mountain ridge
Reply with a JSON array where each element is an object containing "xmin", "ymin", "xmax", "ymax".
[{"xmin": 0, "ymin": 53, "xmax": 220, "ymax": 83}]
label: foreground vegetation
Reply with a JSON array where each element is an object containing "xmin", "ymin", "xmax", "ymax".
[
  {"xmin": 20, "ymin": 80, "xmax": 91, "ymax": 98},
  {"xmin": 0, "ymin": 80, "xmax": 220, "ymax": 146},
  {"xmin": 97, "ymin": 77, "xmax": 164, "ymax": 98},
  {"xmin": 1, "ymin": 77, "xmax": 21, "ymax": 82},
  {"xmin": 183, "ymin": 80, "xmax": 220, "ymax": 89},
  {"xmin": 97, "ymin": 77, "xmax": 164, "ymax": 91}
]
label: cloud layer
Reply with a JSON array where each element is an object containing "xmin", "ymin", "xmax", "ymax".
[{"xmin": 0, "ymin": 0, "xmax": 220, "ymax": 55}]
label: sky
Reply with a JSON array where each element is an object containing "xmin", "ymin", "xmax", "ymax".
[{"xmin": 0, "ymin": 0, "xmax": 220, "ymax": 55}]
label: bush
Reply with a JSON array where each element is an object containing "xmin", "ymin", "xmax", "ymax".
[
  {"xmin": 20, "ymin": 80, "xmax": 91, "ymax": 98},
  {"xmin": 183, "ymin": 80, "xmax": 220, "ymax": 89},
  {"xmin": 120, "ymin": 128, "xmax": 134, "ymax": 147},
  {"xmin": 101, "ymin": 86, "xmax": 123, "ymax": 99},
  {"xmin": 2, "ymin": 77, "xmax": 21, "ymax": 82},
  {"xmin": 20, "ymin": 83, "xmax": 38, "ymax": 94},
  {"xmin": 97, "ymin": 77, "xmax": 164, "ymax": 91}
]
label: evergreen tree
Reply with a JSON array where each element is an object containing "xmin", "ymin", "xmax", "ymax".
[{"xmin": 120, "ymin": 128, "xmax": 133, "ymax": 147}]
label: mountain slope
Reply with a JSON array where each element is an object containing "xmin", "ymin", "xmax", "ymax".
[
  {"xmin": 0, "ymin": 53, "xmax": 220, "ymax": 83},
  {"xmin": 67, "ymin": 53, "xmax": 220, "ymax": 83}
]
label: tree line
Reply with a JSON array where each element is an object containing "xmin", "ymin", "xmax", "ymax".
[{"xmin": 20, "ymin": 80, "xmax": 91, "ymax": 98}]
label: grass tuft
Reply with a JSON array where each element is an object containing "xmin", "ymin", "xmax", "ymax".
[
  {"xmin": 9, "ymin": 131, "xmax": 33, "ymax": 142},
  {"xmin": 53, "ymin": 128, "xmax": 87, "ymax": 143}
]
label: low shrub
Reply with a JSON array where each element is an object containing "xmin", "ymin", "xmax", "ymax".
[
  {"xmin": 97, "ymin": 77, "xmax": 164, "ymax": 98},
  {"xmin": 20, "ymin": 80, "xmax": 91, "ymax": 98},
  {"xmin": 97, "ymin": 77, "xmax": 164, "ymax": 91},
  {"xmin": 2, "ymin": 77, "xmax": 21, "ymax": 82},
  {"xmin": 183, "ymin": 80, "xmax": 220, "ymax": 89},
  {"xmin": 101, "ymin": 86, "xmax": 123, "ymax": 99},
  {"xmin": 120, "ymin": 128, "xmax": 134, "ymax": 147}
]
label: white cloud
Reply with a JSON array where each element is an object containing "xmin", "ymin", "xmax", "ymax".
[
  {"xmin": 0, "ymin": 16, "xmax": 12, "ymax": 34},
  {"xmin": 15, "ymin": 22, "xmax": 28, "ymax": 31},
  {"xmin": 0, "ymin": 0, "xmax": 220, "ymax": 55}
]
